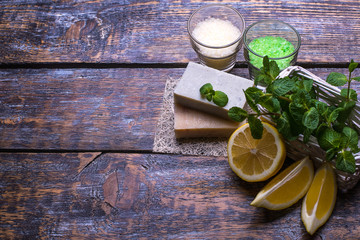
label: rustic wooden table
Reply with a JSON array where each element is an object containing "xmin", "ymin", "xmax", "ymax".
[{"xmin": 1, "ymin": 1, "xmax": 360, "ymax": 239}]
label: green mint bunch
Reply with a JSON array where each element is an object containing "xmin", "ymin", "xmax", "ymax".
[
  {"xmin": 228, "ymin": 56, "xmax": 359, "ymax": 173},
  {"xmin": 200, "ymin": 83, "xmax": 228, "ymax": 107},
  {"xmin": 321, "ymin": 59, "xmax": 360, "ymax": 173}
]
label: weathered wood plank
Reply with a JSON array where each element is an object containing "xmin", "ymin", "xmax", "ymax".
[
  {"xmin": 0, "ymin": 152, "xmax": 359, "ymax": 239},
  {"xmin": 0, "ymin": 68, "xmax": 170, "ymax": 150},
  {"xmin": 0, "ymin": 0, "xmax": 359, "ymax": 64},
  {"xmin": 1, "ymin": 67, "xmax": 359, "ymax": 151}
]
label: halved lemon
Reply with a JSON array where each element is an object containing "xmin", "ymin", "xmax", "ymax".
[
  {"xmin": 301, "ymin": 163, "xmax": 337, "ymax": 235},
  {"xmin": 227, "ymin": 122, "xmax": 286, "ymax": 182},
  {"xmin": 251, "ymin": 156, "xmax": 314, "ymax": 210}
]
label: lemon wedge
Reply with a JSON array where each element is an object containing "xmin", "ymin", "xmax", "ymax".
[
  {"xmin": 227, "ymin": 122, "xmax": 286, "ymax": 182},
  {"xmin": 301, "ymin": 163, "xmax": 337, "ymax": 235},
  {"xmin": 251, "ymin": 156, "xmax": 314, "ymax": 210}
]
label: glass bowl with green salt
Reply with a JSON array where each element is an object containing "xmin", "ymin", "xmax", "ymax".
[{"xmin": 243, "ymin": 20, "xmax": 301, "ymax": 82}]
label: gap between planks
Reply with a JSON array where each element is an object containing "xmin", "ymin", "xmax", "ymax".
[{"xmin": 0, "ymin": 62, "xmax": 351, "ymax": 69}]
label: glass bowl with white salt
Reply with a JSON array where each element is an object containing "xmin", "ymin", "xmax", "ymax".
[
  {"xmin": 243, "ymin": 20, "xmax": 301, "ymax": 82},
  {"xmin": 187, "ymin": 4, "xmax": 246, "ymax": 72}
]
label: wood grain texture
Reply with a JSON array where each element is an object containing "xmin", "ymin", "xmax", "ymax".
[
  {"xmin": 0, "ymin": 0, "xmax": 359, "ymax": 64},
  {"xmin": 0, "ymin": 68, "xmax": 170, "ymax": 150},
  {"xmin": 0, "ymin": 152, "xmax": 359, "ymax": 239},
  {"xmin": 1, "ymin": 1, "xmax": 360, "ymax": 239},
  {"xmin": 1, "ymin": 67, "xmax": 360, "ymax": 151}
]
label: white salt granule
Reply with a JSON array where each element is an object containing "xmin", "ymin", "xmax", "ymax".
[{"xmin": 192, "ymin": 17, "xmax": 241, "ymax": 58}]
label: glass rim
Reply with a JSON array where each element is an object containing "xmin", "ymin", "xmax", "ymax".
[
  {"xmin": 243, "ymin": 19, "xmax": 301, "ymax": 60},
  {"xmin": 187, "ymin": 4, "xmax": 246, "ymax": 49}
]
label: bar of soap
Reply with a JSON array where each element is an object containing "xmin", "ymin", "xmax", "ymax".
[
  {"xmin": 174, "ymin": 62, "xmax": 254, "ymax": 120},
  {"xmin": 174, "ymin": 103, "xmax": 243, "ymax": 138}
]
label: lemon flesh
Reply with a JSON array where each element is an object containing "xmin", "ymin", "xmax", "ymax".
[
  {"xmin": 251, "ymin": 156, "xmax": 314, "ymax": 210},
  {"xmin": 301, "ymin": 163, "xmax": 337, "ymax": 235},
  {"xmin": 227, "ymin": 122, "xmax": 286, "ymax": 182}
]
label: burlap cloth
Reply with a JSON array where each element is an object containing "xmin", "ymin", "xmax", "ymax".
[{"xmin": 153, "ymin": 77, "xmax": 228, "ymax": 157}]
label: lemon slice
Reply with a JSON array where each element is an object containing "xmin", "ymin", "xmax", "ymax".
[
  {"xmin": 301, "ymin": 163, "xmax": 337, "ymax": 235},
  {"xmin": 251, "ymin": 156, "xmax": 314, "ymax": 210},
  {"xmin": 227, "ymin": 122, "xmax": 286, "ymax": 182}
]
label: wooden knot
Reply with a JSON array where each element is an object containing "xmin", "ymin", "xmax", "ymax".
[{"xmin": 64, "ymin": 17, "xmax": 111, "ymax": 43}]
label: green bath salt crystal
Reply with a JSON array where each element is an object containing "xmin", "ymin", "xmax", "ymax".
[{"xmin": 248, "ymin": 36, "xmax": 295, "ymax": 69}]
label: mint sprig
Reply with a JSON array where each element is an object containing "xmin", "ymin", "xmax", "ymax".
[
  {"xmin": 200, "ymin": 83, "xmax": 228, "ymax": 107},
  {"xmin": 227, "ymin": 56, "xmax": 359, "ymax": 173}
]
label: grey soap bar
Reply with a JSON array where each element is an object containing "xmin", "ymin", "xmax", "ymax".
[{"xmin": 174, "ymin": 62, "xmax": 254, "ymax": 120}]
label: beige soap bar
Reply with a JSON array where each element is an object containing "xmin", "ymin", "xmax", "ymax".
[
  {"xmin": 174, "ymin": 62, "xmax": 254, "ymax": 120},
  {"xmin": 174, "ymin": 103, "xmax": 243, "ymax": 138}
]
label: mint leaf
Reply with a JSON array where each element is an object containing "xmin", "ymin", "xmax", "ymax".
[
  {"xmin": 314, "ymin": 101, "xmax": 329, "ymax": 117},
  {"xmin": 318, "ymin": 128, "xmax": 342, "ymax": 150},
  {"xmin": 213, "ymin": 91, "xmax": 228, "ymax": 107},
  {"xmin": 336, "ymin": 151, "xmax": 356, "ymax": 173},
  {"xmin": 337, "ymin": 101, "xmax": 356, "ymax": 123},
  {"xmin": 200, "ymin": 84, "xmax": 229, "ymax": 107},
  {"xmin": 302, "ymin": 107, "xmax": 319, "ymax": 130},
  {"xmin": 302, "ymin": 78, "xmax": 314, "ymax": 92},
  {"xmin": 325, "ymin": 148, "xmax": 337, "ymax": 161},
  {"xmin": 289, "ymin": 102, "xmax": 307, "ymax": 123},
  {"xmin": 244, "ymin": 90, "xmax": 260, "ymax": 114},
  {"xmin": 200, "ymin": 83, "xmax": 213, "ymax": 96},
  {"xmin": 263, "ymin": 56, "xmax": 270, "ymax": 73},
  {"xmin": 269, "ymin": 60, "xmax": 280, "ymax": 79},
  {"xmin": 341, "ymin": 100, "xmax": 356, "ymax": 110},
  {"xmin": 342, "ymin": 126, "xmax": 359, "ymax": 152},
  {"xmin": 263, "ymin": 75, "xmax": 274, "ymax": 85},
  {"xmin": 303, "ymin": 128, "xmax": 313, "ymax": 143},
  {"xmin": 341, "ymin": 88, "xmax": 357, "ymax": 101},
  {"xmin": 271, "ymin": 77, "xmax": 295, "ymax": 96},
  {"xmin": 254, "ymin": 56, "xmax": 275, "ymax": 86},
  {"xmin": 352, "ymin": 76, "xmax": 360, "ymax": 82},
  {"xmin": 349, "ymin": 60, "xmax": 358, "ymax": 73},
  {"xmin": 291, "ymin": 89, "xmax": 311, "ymax": 105},
  {"xmin": 254, "ymin": 72, "xmax": 266, "ymax": 86},
  {"xmin": 328, "ymin": 108, "xmax": 341, "ymax": 123},
  {"xmin": 276, "ymin": 111, "xmax": 299, "ymax": 141},
  {"xmin": 326, "ymin": 72, "xmax": 347, "ymax": 86},
  {"xmin": 248, "ymin": 116, "xmax": 263, "ymax": 139},
  {"xmin": 228, "ymin": 107, "xmax": 248, "ymax": 122},
  {"xmin": 315, "ymin": 122, "xmax": 328, "ymax": 138},
  {"xmin": 276, "ymin": 112, "xmax": 292, "ymax": 139},
  {"xmin": 245, "ymin": 87, "xmax": 264, "ymax": 103},
  {"xmin": 259, "ymin": 95, "xmax": 280, "ymax": 113}
]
